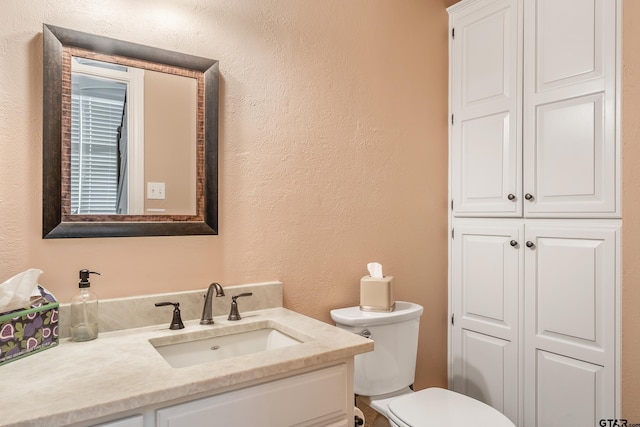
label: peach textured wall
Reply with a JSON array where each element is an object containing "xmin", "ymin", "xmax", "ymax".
[
  {"xmin": 622, "ymin": 0, "xmax": 640, "ymax": 420},
  {"xmin": 0, "ymin": 0, "xmax": 450, "ymax": 390}
]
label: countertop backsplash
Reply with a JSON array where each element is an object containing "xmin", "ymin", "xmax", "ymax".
[{"xmin": 57, "ymin": 281, "xmax": 283, "ymax": 339}]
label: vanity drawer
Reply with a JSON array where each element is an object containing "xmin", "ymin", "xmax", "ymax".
[
  {"xmin": 93, "ymin": 415, "xmax": 144, "ymax": 427},
  {"xmin": 157, "ymin": 364, "xmax": 349, "ymax": 427}
]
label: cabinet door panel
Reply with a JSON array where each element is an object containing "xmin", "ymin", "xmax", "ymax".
[
  {"xmin": 454, "ymin": 112, "xmax": 516, "ymax": 214},
  {"xmin": 524, "ymin": 223, "xmax": 617, "ymax": 426},
  {"xmin": 461, "ymin": 8, "xmax": 512, "ymax": 107},
  {"xmin": 533, "ymin": 351, "xmax": 606, "ymax": 427},
  {"xmin": 451, "ymin": 0, "xmax": 521, "ymax": 217},
  {"xmin": 534, "ymin": 0, "xmax": 602, "ymax": 90},
  {"xmin": 452, "ymin": 221, "xmax": 521, "ymax": 338},
  {"xmin": 524, "ymin": 0, "xmax": 618, "ymax": 217},
  {"xmin": 524, "ymin": 225, "xmax": 616, "ymax": 362},
  {"xmin": 529, "ymin": 93, "xmax": 613, "ymax": 215},
  {"xmin": 452, "ymin": 329, "xmax": 518, "ymax": 424},
  {"xmin": 537, "ymin": 95, "xmax": 600, "ymax": 198},
  {"xmin": 450, "ymin": 220, "xmax": 521, "ymax": 423}
]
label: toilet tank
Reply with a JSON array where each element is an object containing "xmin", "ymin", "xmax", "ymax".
[{"xmin": 330, "ymin": 302, "xmax": 423, "ymax": 397}]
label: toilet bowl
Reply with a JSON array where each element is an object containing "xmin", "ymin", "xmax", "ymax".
[{"xmin": 330, "ymin": 302, "xmax": 515, "ymax": 427}]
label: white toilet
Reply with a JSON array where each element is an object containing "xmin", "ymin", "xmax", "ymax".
[{"xmin": 330, "ymin": 302, "xmax": 515, "ymax": 427}]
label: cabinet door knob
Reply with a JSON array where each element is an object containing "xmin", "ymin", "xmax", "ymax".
[
  {"xmin": 510, "ymin": 240, "xmax": 518, "ymax": 247},
  {"xmin": 526, "ymin": 241, "xmax": 534, "ymax": 248},
  {"xmin": 507, "ymin": 194, "xmax": 516, "ymax": 201},
  {"xmin": 524, "ymin": 193, "xmax": 534, "ymax": 201}
]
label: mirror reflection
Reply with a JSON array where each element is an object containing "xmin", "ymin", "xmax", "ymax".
[{"xmin": 70, "ymin": 57, "xmax": 197, "ymax": 216}]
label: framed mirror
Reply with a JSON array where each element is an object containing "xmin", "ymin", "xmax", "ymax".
[{"xmin": 42, "ymin": 24, "xmax": 219, "ymax": 238}]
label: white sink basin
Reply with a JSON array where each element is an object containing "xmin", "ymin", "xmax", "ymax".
[{"xmin": 150, "ymin": 326, "xmax": 302, "ymax": 368}]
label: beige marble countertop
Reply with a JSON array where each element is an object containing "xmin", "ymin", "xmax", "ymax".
[{"xmin": 0, "ymin": 307, "xmax": 372, "ymax": 427}]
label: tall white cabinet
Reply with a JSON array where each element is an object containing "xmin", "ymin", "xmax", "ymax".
[{"xmin": 447, "ymin": 1, "xmax": 620, "ymax": 426}]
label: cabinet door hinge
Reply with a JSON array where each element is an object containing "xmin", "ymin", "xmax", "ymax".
[
  {"xmin": 451, "ymin": 114, "xmax": 454, "ymax": 125},
  {"xmin": 451, "ymin": 314, "xmax": 455, "ymax": 326},
  {"xmin": 451, "ymin": 228, "xmax": 455, "ymax": 239},
  {"xmin": 451, "ymin": 27, "xmax": 455, "ymax": 39},
  {"xmin": 451, "ymin": 199, "xmax": 454, "ymax": 210}
]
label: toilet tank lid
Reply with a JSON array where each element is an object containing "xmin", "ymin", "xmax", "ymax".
[{"xmin": 330, "ymin": 301, "xmax": 423, "ymax": 327}]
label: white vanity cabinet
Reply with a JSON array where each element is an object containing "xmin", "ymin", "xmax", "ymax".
[
  {"xmin": 448, "ymin": 1, "xmax": 621, "ymax": 425},
  {"xmin": 1, "ymin": 303, "xmax": 370, "ymax": 427},
  {"xmin": 85, "ymin": 362, "xmax": 352, "ymax": 427},
  {"xmin": 156, "ymin": 364, "xmax": 350, "ymax": 427}
]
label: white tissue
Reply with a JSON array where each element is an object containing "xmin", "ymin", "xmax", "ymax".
[
  {"xmin": 367, "ymin": 262, "xmax": 383, "ymax": 278},
  {"xmin": 0, "ymin": 269, "xmax": 43, "ymax": 313}
]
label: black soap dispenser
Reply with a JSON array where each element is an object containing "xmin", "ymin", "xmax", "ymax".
[{"xmin": 70, "ymin": 269, "xmax": 100, "ymax": 342}]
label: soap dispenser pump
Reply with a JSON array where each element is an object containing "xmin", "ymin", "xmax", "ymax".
[{"xmin": 70, "ymin": 269, "xmax": 100, "ymax": 342}]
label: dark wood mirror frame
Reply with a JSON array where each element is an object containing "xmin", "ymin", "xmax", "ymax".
[{"xmin": 42, "ymin": 24, "xmax": 219, "ymax": 238}]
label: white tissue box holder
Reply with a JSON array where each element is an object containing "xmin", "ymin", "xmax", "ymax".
[{"xmin": 360, "ymin": 275, "xmax": 395, "ymax": 312}]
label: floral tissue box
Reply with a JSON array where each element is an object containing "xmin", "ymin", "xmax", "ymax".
[{"xmin": 0, "ymin": 285, "xmax": 59, "ymax": 366}]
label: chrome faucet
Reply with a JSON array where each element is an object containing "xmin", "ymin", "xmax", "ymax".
[{"xmin": 200, "ymin": 282, "xmax": 225, "ymax": 324}]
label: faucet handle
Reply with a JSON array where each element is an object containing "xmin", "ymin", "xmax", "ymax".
[
  {"xmin": 228, "ymin": 293, "xmax": 253, "ymax": 321},
  {"xmin": 155, "ymin": 302, "xmax": 185, "ymax": 330},
  {"xmin": 232, "ymin": 293, "xmax": 253, "ymax": 300}
]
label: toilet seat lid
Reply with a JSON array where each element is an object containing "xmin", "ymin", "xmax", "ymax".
[{"xmin": 387, "ymin": 388, "xmax": 515, "ymax": 427}]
